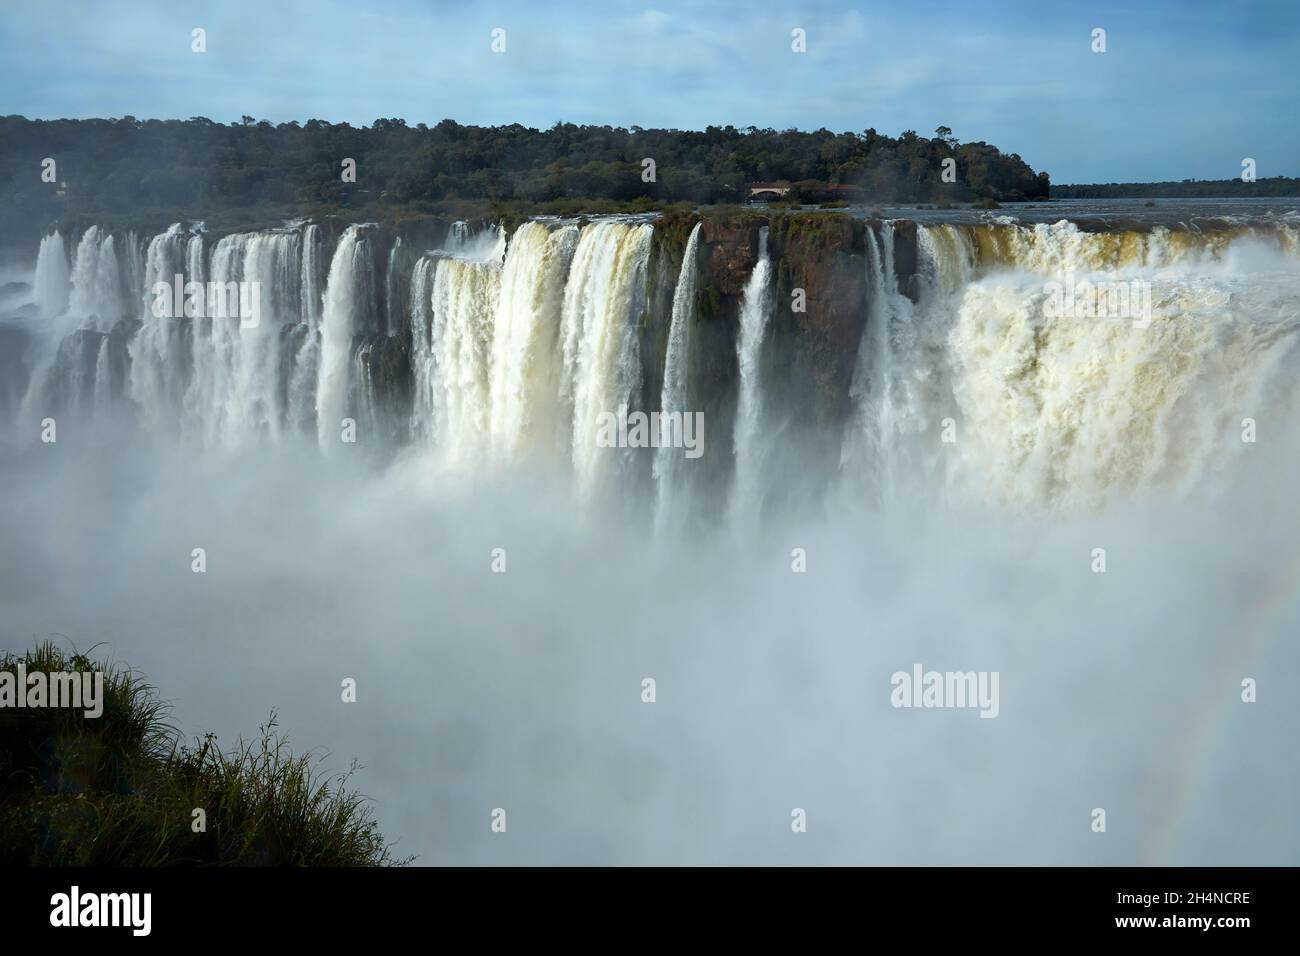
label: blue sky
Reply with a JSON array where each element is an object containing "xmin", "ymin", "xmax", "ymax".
[{"xmin": 1, "ymin": 0, "xmax": 1297, "ymax": 183}]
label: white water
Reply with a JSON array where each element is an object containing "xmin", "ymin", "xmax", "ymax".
[
  {"xmin": 654, "ymin": 222, "xmax": 703, "ymax": 530},
  {"xmin": 67, "ymin": 226, "xmax": 123, "ymax": 331},
  {"xmin": 229, "ymin": 231, "xmax": 300, "ymax": 445},
  {"xmin": 13, "ymin": 215, "xmax": 1300, "ymax": 517},
  {"xmin": 288, "ymin": 223, "xmax": 324, "ymax": 431},
  {"xmin": 183, "ymin": 232, "xmax": 248, "ymax": 444},
  {"xmin": 942, "ymin": 225, "xmax": 1300, "ymax": 511},
  {"xmin": 423, "ymin": 243, "xmax": 502, "ymax": 462},
  {"xmin": 405, "ymin": 218, "xmax": 656, "ymax": 490},
  {"xmin": 409, "ymin": 255, "xmax": 438, "ymax": 444},
  {"xmin": 317, "ymin": 225, "xmax": 369, "ymax": 453},
  {"xmin": 33, "ymin": 231, "xmax": 70, "ymax": 319},
  {"xmin": 384, "ymin": 237, "xmax": 403, "ymax": 337},
  {"xmin": 92, "ymin": 334, "xmax": 111, "ymax": 419},
  {"xmin": 129, "ymin": 224, "xmax": 195, "ymax": 433},
  {"xmin": 560, "ymin": 220, "xmax": 653, "ymax": 498},
  {"xmin": 6, "ymin": 213, "xmax": 1300, "ymax": 868},
  {"xmin": 730, "ymin": 225, "xmax": 772, "ymax": 524},
  {"xmin": 489, "ymin": 221, "xmax": 579, "ymax": 461}
]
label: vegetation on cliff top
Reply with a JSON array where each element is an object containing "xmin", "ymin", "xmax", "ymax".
[
  {"xmin": 1, "ymin": 115, "xmax": 1048, "ymax": 240},
  {"xmin": 1053, "ymin": 176, "xmax": 1300, "ymax": 198},
  {"xmin": 0, "ymin": 642, "xmax": 403, "ymax": 866}
]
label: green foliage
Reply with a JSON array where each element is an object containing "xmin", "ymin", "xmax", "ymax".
[
  {"xmin": 0, "ymin": 642, "xmax": 404, "ymax": 866},
  {"xmin": 0, "ymin": 115, "xmax": 1049, "ymax": 246},
  {"xmin": 1052, "ymin": 176, "xmax": 1300, "ymax": 198}
]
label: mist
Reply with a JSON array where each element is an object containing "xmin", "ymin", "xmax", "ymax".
[
  {"xmin": 3, "ymin": 213, "xmax": 1299, "ymax": 865},
  {"xmin": 1, "ymin": 412, "xmax": 1296, "ymax": 864}
]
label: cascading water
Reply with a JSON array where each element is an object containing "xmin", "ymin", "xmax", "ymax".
[
  {"xmin": 937, "ymin": 220, "xmax": 1300, "ymax": 510},
  {"xmin": 409, "ymin": 255, "xmax": 438, "ymax": 444},
  {"xmin": 129, "ymin": 223, "xmax": 193, "ymax": 432},
  {"xmin": 560, "ymin": 220, "xmax": 654, "ymax": 498},
  {"xmin": 225, "ymin": 231, "xmax": 300, "ymax": 445},
  {"xmin": 317, "ymin": 225, "xmax": 371, "ymax": 453},
  {"xmin": 92, "ymin": 335, "xmax": 112, "ymax": 419},
  {"xmin": 422, "ymin": 236, "xmax": 504, "ymax": 462},
  {"xmin": 842, "ymin": 222, "xmax": 922, "ymax": 504},
  {"xmin": 447, "ymin": 220, "xmax": 470, "ymax": 250},
  {"xmin": 33, "ymin": 231, "xmax": 70, "ymax": 319},
  {"xmin": 730, "ymin": 225, "xmax": 772, "ymax": 524},
  {"xmin": 488, "ymin": 221, "xmax": 579, "ymax": 460},
  {"xmin": 12, "ymin": 213, "xmax": 1299, "ymax": 518},
  {"xmin": 654, "ymin": 221, "xmax": 702, "ymax": 529},
  {"xmin": 406, "ymin": 217, "xmax": 650, "ymax": 483},
  {"xmin": 384, "ymin": 237, "xmax": 403, "ymax": 337},
  {"xmin": 67, "ymin": 226, "xmax": 123, "ymax": 331},
  {"xmin": 19, "ymin": 227, "xmax": 118, "ymax": 427},
  {"xmin": 287, "ymin": 222, "xmax": 323, "ymax": 431},
  {"xmin": 182, "ymin": 231, "xmax": 248, "ymax": 443}
]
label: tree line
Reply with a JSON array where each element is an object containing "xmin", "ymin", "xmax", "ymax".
[
  {"xmin": 1, "ymin": 115, "xmax": 1050, "ymax": 238},
  {"xmin": 1053, "ymin": 177, "xmax": 1300, "ymax": 198}
]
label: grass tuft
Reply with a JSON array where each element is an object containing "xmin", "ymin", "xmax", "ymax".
[{"xmin": 0, "ymin": 642, "xmax": 407, "ymax": 866}]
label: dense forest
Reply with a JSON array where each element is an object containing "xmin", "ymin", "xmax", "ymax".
[
  {"xmin": 0, "ymin": 115, "xmax": 1048, "ymax": 241},
  {"xmin": 1054, "ymin": 176, "xmax": 1300, "ymax": 198}
]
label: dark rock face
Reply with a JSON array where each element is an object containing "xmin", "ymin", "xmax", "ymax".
[
  {"xmin": 16, "ymin": 212, "xmax": 927, "ymax": 484},
  {"xmin": 0, "ymin": 325, "xmax": 34, "ymax": 419},
  {"xmin": 700, "ymin": 218, "xmax": 761, "ymax": 296},
  {"xmin": 630, "ymin": 211, "xmax": 924, "ymax": 510},
  {"xmin": 690, "ymin": 216, "xmax": 761, "ymax": 500},
  {"xmin": 766, "ymin": 215, "xmax": 869, "ymax": 425},
  {"xmin": 763, "ymin": 214, "xmax": 871, "ymax": 500},
  {"xmin": 892, "ymin": 220, "xmax": 920, "ymax": 302},
  {"xmin": 356, "ymin": 332, "xmax": 413, "ymax": 447}
]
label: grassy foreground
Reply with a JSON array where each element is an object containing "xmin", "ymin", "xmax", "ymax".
[{"xmin": 0, "ymin": 642, "xmax": 404, "ymax": 866}]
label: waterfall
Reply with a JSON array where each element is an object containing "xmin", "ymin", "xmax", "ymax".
[
  {"xmin": 941, "ymin": 221, "xmax": 1300, "ymax": 510},
  {"xmin": 186, "ymin": 233, "xmax": 206, "ymax": 287},
  {"xmin": 654, "ymin": 221, "xmax": 703, "ymax": 529},
  {"xmin": 225, "ymin": 231, "xmax": 300, "ymax": 445},
  {"xmin": 407, "ymin": 218, "xmax": 648, "ymax": 478},
  {"xmin": 67, "ymin": 226, "xmax": 123, "ymax": 331},
  {"xmin": 34, "ymin": 232, "xmax": 71, "ymax": 319},
  {"xmin": 287, "ymin": 223, "xmax": 323, "ymax": 431},
  {"xmin": 122, "ymin": 231, "xmax": 146, "ymax": 310},
  {"xmin": 560, "ymin": 220, "xmax": 654, "ymax": 497},
  {"xmin": 128, "ymin": 224, "xmax": 191, "ymax": 432},
  {"xmin": 384, "ymin": 237, "xmax": 403, "ymax": 337},
  {"xmin": 489, "ymin": 221, "xmax": 579, "ymax": 460},
  {"xmin": 844, "ymin": 223, "xmax": 902, "ymax": 501},
  {"xmin": 409, "ymin": 255, "xmax": 438, "ymax": 443},
  {"xmin": 447, "ymin": 221, "xmax": 470, "ymax": 250},
  {"xmin": 13, "ymin": 213, "xmax": 1300, "ymax": 516},
  {"xmin": 424, "ymin": 244, "xmax": 502, "ymax": 461},
  {"xmin": 352, "ymin": 341, "xmax": 377, "ymax": 439},
  {"xmin": 730, "ymin": 225, "xmax": 772, "ymax": 523},
  {"xmin": 300, "ymin": 223, "xmax": 324, "ymax": 328},
  {"xmin": 181, "ymin": 232, "xmax": 248, "ymax": 443},
  {"xmin": 92, "ymin": 335, "xmax": 112, "ymax": 418},
  {"xmin": 317, "ymin": 225, "xmax": 370, "ymax": 452}
]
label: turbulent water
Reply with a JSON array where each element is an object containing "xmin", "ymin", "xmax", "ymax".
[
  {"xmin": 731, "ymin": 225, "xmax": 772, "ymax": 525},
  {"xmin": 654, "ymin": 221, "xmax": 702, "ymax": 531},
  {"xmin": 14, "ymin": 213, "xmax": 1299, "ymax": 517},
  {"xmin": 4, "ymin": 209, "xmax": 1298, "ymax": 864}
]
